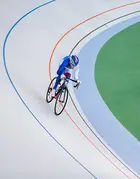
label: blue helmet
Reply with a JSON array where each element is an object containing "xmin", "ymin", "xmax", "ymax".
[{"xmin": 71, "ymin": 55, "xmax": 79, "ymax": 66}]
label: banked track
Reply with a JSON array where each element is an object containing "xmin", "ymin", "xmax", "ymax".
[
  {"xmin": 49, "ymin": 7, "xmax": 140, "ymax": 179},
  {"xmin": 68, "ymin": 10, "xmax": 140, "ymax": 179},
  {"xmin": 3, "ymin": 1, "xmax": 140, "ymax": 179}
]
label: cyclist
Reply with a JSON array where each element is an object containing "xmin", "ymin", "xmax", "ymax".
[{"xmin": 51, "ymin": 55, "xmax": 81, "ymax": 97}]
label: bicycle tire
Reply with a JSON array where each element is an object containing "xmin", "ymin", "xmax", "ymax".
[
  {"xmin": 46, "ymin": 77, "xmax": 56, "ymax": 103},
  {"xmin": 54, "ymin": 87, "xmax": 69, "ymax": 115}
]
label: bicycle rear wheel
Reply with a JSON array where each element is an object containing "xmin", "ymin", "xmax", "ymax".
[
  {"xmin": 46, "ymin": 77, "xmax": 56, "ymax": 103},
  {"xmin": 54, "ymin": 87, "xmax": 68, "ymax": 115}
]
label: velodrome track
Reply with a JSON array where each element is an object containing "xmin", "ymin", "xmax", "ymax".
[{"xmin": 0, "ymin": 1, "xmax": 140, "ymax": 178}]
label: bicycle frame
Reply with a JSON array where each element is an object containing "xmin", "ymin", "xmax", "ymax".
[
  {"xmin": 46, "ymin": 77, "xmax": 78, "ymax": 115},
  {"xmin": 60, "ymin": 78, "xmax": 77, "ymax": 89},
  {"xmin": 56, "ymin": 78, "xmax": 77, "ymax": 101}
]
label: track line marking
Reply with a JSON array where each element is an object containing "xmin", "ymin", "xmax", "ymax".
[{"xmin": 49, "ymin": 1, "xmax": 140, "ymax": 178}]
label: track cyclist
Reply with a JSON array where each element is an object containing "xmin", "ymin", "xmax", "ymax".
[{"xmin": 51, "ymin": 55, "xmax": 81, "ymax": 98}]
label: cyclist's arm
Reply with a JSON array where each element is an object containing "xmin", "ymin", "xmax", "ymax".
[
  {"xmin": 74, "ymin": 64, "xmax": 79, "ymax": 81},
  {"xmin": 57, "ymin": 57, "xmax": 70, "ymax": 76}
]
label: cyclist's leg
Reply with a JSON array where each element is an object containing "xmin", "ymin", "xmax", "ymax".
[
  {"xmin": 51, "ymin": 75, "xmax": 61, "ymax": 97},
  {"xmin": 53, "ymin": 75, "xmax": 61, "ymax": 90}
]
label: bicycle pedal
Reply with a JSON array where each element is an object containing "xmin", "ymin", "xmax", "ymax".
[{"xmin": 53, "ymin": 94, "xmax": 59, "ymax": 99}]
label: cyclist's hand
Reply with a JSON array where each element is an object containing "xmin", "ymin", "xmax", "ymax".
[
  {"xmin": 74, "ymin": 80, "xmax": 81, "ymax": 88},
  {"xmin": 77, "ymin": 81, "xmax": 81, "ymax": 88}
]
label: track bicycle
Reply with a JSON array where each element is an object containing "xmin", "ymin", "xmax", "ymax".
[{"xmin": 46, "ymin": 77, "xmax": 78, "ymax": 115}]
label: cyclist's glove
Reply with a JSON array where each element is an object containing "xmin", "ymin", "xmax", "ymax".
[{"xmin": 74, "ymin": 79, "xmax": 81, "ymax": 88}]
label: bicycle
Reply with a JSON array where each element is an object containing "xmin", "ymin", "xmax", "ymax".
[{"xmin": 46, "ymin": 77, "xmax": 78, "ymax": 116}]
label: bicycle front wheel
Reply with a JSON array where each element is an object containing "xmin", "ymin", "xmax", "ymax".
[{"xmin": 54, "ymin": 87, "xmax": 69, "ymax": 116}]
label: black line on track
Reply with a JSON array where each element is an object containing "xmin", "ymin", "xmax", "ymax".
[{"xmin": 69, "ymin": 10, "xmax": 140, "ymax": 179}]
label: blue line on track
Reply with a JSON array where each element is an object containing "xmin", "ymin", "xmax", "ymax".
[{"xmin": 2, "ymin": 1, "xmax": 97, "ymax": 178}]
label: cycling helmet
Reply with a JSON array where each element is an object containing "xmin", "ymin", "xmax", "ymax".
[{"xmin": 71, "ymin": 55, "xmax": 79, "ymax": 66}]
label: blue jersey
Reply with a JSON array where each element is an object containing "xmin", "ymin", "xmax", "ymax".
[
  {"xmin": 53, "ymin": 56, "xmax": 80, "ymax": 90},
  {"xmin": 57, "ymin": 56, "xmax": 73, "ymax": 76}
]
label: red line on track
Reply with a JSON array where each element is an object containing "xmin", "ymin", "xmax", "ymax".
[{"xmin": 49, "ymin": 1, "xmax": 140, "ymax": 178}]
